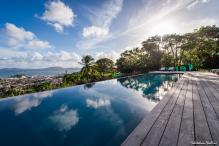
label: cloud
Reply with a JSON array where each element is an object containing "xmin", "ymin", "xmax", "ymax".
[
  {"xmin": 40, "ymin": 0, "xmax": 76, "ymax": 32},
  {"xmin": 187, "ymin": 0, "xmax": 210, "ymax": 9},
  {"xmin": 0, "ymin": 48, "xmax": 81, "ymax": 68},
  {"xmin": 26, "ymin": 40, "xmax": 52, "ymax": 49},
  {"xmin": 79, "ymin": 0, "xmax": 123, "ymax": 48},
  {"xmin": 5, "ymin": 23, "xmax": 34, "ymax": 43},
  {"xmin": 44, "ymin": 51, "xmax": 81, "ymax": 62},
  {"xmin": 85, "ymin": 0, "xmax": 123, "ymax": 28},
  {"xmin": 95, "ymin": 51, "xmax": 120, "ymax": 62},
  {"xmin": 96, "ymin": 0, "xmax": 216, "ymax": 53},
  {"xmin": 49, "ymin": 105, "xmax": 79, "ymax": 131},
  {"xmin": 12, "ymin": 50, "xmax": 80, "ymax": 62},
  {"xmin": 3, "ymin": 23, "xmax": 52, "ymax": 49},
  {"xmin": 30, "ymin": 52, "xmax": 44, "ymax": 61},
  {"xmin": 179, "ymin": 18, "xmax": 218, "ymax": 31},
  {"xmin": 76, "ymin": 36, "xmax": 110, "ymax": 50},
  {"xmin": 13, "ymin": 91, "xmax": 53, "ymax": 115},
  {"xmin": 86, "ymin": 98, "xmax": 111, "ymax": 109},
  {"xmin": 83, "ymin": 26, "xmax": 109, "ymax": 38}
]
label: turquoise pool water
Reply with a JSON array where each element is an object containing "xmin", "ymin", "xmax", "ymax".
[{"xmin": 0, "ymin": 74, "xmax": 181, "ymax": 146}]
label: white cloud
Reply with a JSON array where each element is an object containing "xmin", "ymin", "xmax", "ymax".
[
  {"xmin": 5, "ymin": 23, "xmax": 34, "ymax": 42},
  {"xmin": 86, "ymin": 0, "xmax": 123, "ymax": 28},
  {"xmin": 80, "ymin": 0, "xmax": 123, "ymax": 43},
  {"xmin": 83, "ymin": 26, "xmax": 109, "ymax": 38},
  {"xmin": 26, "ymin": 40, "xmax": 52, "ymax": 49},
  {"xmin": 13, "ymin": 91, "xmax": 53, "ymax": 115},
  {"xmin": 40, "ymin": 0, "xmax": 76, "ymax": 32},
  {"xmin": 44, "ymin": 51, "xmax": 81, "ymax": 62},
  {"xmin": 179, "ymin": 18, "xmax": 218, "ymax": 32},
  {"xmin": 95, "ymin": 51, "xmax": 120, "ymax": 62},
  {"xmin": 0, "ymin": 47, "xmax": 81, "ymax": 68},
  {"xmin": 86, "ymin": 98, "xmax": 111, "ymax": 109},
  {"xmin": 30, "ymin": 52, "xmax": 44, "ymax": 61},
  {"xmin": 3, "ymin": 23, "xmax": 52, "ymax": 49},
  {"xmin": 97, "ymin": 0, "xmax": 216, "ymax": 54},
  {"xmin": 187, "ymin": 0, "xmax": 210, "ymax": 9},
  {"xmin": 76, "ymin": 36, "xmax": 111, "ymax": 50},
  {"xmin": 49, "ymin": 105, "xmax": 79, "ymax": 131},
  {"xmin": 15, "ymin": 50, "xmax": 80, "ymax": 62}
]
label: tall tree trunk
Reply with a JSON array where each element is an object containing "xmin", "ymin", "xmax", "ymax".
[{"xmin": 170, "ymin": 45, "xmax": 175, "ymax": 66}]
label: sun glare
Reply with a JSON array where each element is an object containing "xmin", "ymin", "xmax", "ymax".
[{"xmin": 150, "ymin": 21, "xmax": 178, "ymax": 36}]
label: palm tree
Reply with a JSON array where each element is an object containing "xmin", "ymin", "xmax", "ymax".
[
  {"xmin": 80, "ymin": 55, "xmax": 95, "ymax": 68},
  {"xmin": 79, "ymin": 55, "xmax": 100, "ymax": 81}
]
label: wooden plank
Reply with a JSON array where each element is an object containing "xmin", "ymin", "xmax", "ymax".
[
  {"xmin": 158, "ymin": 76, "xmax": 188, "ymax": 146},
  {"xmin": 141, "ymin": 77, "xmax": 186, "ymax": 146},
  {"xmin": 210, "ymin": 82, "xmax": 219, "ymax": 92},
  {"xmin": 203, "ymin": 79, "xmax": 219, "ymax": 102},
  {"xmin": 199, "ymin": 79, "xmax": 219, "ymax": 118},
  {"xmin": 193, "ymin": 79, "xmax": 212, "ymax": 143},
  {"xmin": 177, "ymin": 75, "xmax": 194, "ymax": 146},
  {"xmin": 196, "ymin": 78, "xmax": 219, "ymax": 145},
  {"xmin": 121, "ymin": 77, "xmax": 185, "ymax": 146}
]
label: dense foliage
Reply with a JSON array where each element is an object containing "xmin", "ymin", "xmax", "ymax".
[
  {"xmin": 96, "ymin": 58, "xmax": 114, "ymax": 77},
  {"xmin": 63, "ymin": 55, "xmax": 115, "ymax": 86},
  {"xmin": 116, "ymin": 25, "xmax": 219, "ymax": 73}
]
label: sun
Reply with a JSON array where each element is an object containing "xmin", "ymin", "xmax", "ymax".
[{"xmin": 150, "ymin": 21, "xmax": 178, "ymax": 36}]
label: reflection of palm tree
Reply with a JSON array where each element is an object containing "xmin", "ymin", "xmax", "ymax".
[
  {"xmin": 84, "ymin": 83, "xmax": 95, "ymax": 89},
  {"xmin": 118, "ymin": 74, "xmax": 178, "ymax": 102}
]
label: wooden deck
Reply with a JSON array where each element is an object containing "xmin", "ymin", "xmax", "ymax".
[{"xmin": 122, "ymin": 72, "xmax": 219, "ymax": 146}]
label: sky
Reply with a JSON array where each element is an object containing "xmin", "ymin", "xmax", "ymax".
[{"xmin": 0, "ymin": 0, "xmax": 219, "ymax": 69}]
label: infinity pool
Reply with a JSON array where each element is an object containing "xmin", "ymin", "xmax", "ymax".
[{"xmin": 0, "ymin": 74, "xmax": 181, "ymax": 146}]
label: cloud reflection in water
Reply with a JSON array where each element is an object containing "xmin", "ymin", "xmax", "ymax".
[
  {"xmin": 86, "ymin": 98, "xmax": 111, "ymax": 109},
  {"xmin": 12, "ymin": 91, "xmax": 53, "ymax": 115},
  {"xmin": 49, "ymin": 105, "xmax": 79, "ymax": 132}
]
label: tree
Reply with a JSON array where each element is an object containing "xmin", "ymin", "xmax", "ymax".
[
  {"xmin": 116, "ymin": 42, "xmax": 162, "ymax": 74},
  {"xmin": 160, "ymin": 53, "xmax": 173, "ymax": 67},
  {"xmin": 80, "ymin": 55, "xmax": 95, "ymax": 67},
  {"xmin": 117, "ymin": 25, "xmax": 219, "ymax": 73},
  {"xmin": 116, "ymin": 48, "xmax": 143, "ymax": 73},
  {"xmin": 96, "ymin": 58, "xmax": 114, "ymax": 78},
  {"xmin": 162, "ymin": 34, "xmax": 184, "ymax": 67},
  {"xmin": 142, "ymin": 39, "xmax": 162, "ymax": 70},
  {"xmin": 182, "ymin": 26, "xmax": 219, "ymax": 69},
  {"xmin": 79, "ymin": 55, "xmax": 100, "ymax": 81},
  {"xmin": 194, "ymin": 26, "xmax": 219, "ymax": 69}
]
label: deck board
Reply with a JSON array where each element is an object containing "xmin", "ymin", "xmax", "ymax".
[
  {"xmin": 203, "ymin": 79, "xmax": 219, "ymax": 102},
  {"xmin": 141, "ymin": 78, "xmax": 186, "ymax": 146},
  {"xmin": 121, "ymin": 72, "xmax": 219, "ymax": 146},
  {"xmin": 193, "ymin": 79, "xmax": 212, "ymax": 143},
  {"xmin": 197, "ymin": 79, "xmax": 219, "ymax": 145},
  {"xmin": 200, "ymin": 80, "xmax": 219, "ymax": 118},
  {"xmin": 177, "ymin": 76, "xmax": 194, "ymax": 146},
  {"xmin": 158, "ymin": 76, "xmax": 188, "ymax": 146}
]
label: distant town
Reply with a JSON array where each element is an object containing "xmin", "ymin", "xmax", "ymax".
[{"xmin": 0, "ymin": 74, "xmax": 64, "ymax": 98}]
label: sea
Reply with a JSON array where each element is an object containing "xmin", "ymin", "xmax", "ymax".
[{"xmin": 0, "ymin": 67, "xmax": 80, "ymax": 78}]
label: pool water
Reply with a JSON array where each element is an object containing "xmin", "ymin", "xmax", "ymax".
[{"xmin": 0, "ymin": 74, "xmax": 181, "ymax": 146}]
